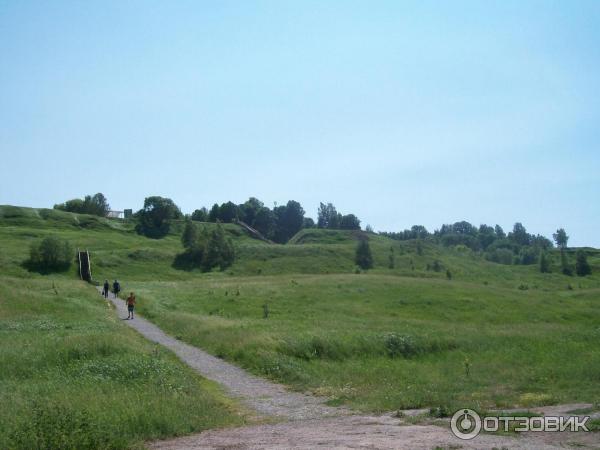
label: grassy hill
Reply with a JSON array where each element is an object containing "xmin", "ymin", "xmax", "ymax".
[
  {"xmin": 1, "ymin": 204, "xmax": 600, "ymax": 444},
  {"xmin": 0, "ymin": 206, "xmax": 253, "ymax": 449}
]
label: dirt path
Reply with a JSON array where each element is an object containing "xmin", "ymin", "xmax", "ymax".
[
  {"xmin": 100, "ymin": 288, "xmax": 598, "ymax": 449},
  {"xmin": 100, "ymin": 287, "xmax": 344, "ymax": 421}
]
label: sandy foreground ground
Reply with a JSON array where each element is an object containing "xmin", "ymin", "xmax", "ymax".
[{"xmin": 149, "ymin": 406, "xmax": 600, "ymax": 450}]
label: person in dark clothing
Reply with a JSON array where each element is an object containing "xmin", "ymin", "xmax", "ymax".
[
  {"xmin": 113, "ymin": 279, "xmax": 121, "ymax": 298},
  {"xmin": 103, "ymin": 279, "xmax": 110, "ymax": 298}
]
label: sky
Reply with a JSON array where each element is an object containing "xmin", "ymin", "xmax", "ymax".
[{"xmin": 0, "ymin": 0, "xmax": 599, "ymax": 246}]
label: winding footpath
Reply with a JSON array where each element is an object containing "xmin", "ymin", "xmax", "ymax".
[{"xmin": 99, "ymin": 287, "xmax": 598, "ymax": 449}]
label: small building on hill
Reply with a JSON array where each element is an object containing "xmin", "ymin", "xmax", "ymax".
[{"xmin": 107, "ymin": 210, "xmax": 124, "ymax": 219}]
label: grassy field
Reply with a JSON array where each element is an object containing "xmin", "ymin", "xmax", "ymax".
[
  {"xmin": 130, "ymin": 274, "xmax": 600, "ymax": 412},
  {"xmin": 1, "ymin": 204, "xmax": 600, "ymax": 430},
  {"xmin": 0, "ymin": 209, "xmax": 250, "ymax": 449}
]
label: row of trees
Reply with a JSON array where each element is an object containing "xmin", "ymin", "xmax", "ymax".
[
  {"xmin": 54, "ymin": 193, "xmax": 110, "ymax": 217},
  {"xmin": 541, "ymin": 248, "xmax": 592, "ymax": 277},
  {"xmin": 129, "ymin": 196, "xmax": 362, "ymax": 242},
  {"xmin": 52, "ymin": 195, "xmax": 591, "ymax": 277},
  {"xmin": 189, "ymin": 198, "xmax": 361, "ymax": 243},
  {"xmin": 382, "ymin": 222, "xmax": 557, "ymax": 267}
]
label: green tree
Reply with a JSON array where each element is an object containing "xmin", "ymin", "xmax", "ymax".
[
  {"xmin": 416, "ymin": 239, "xmax": 424, "ymax": 255},
  {"xmin": 553, "ymin": 228, "xmax": 568, "ymax": 249},
  {"xmin": 340, "ymin": 214, "xmax": 361, "ymax": 230},
  {"xmin": 253, "ymin": 207, "xmax": 276, "ymax": 239},
  {"xmin": 508, "ymin": 222, "xmax": 531, "ymax": 246},
  {"xmin": 85, "ymin": 193, "xmax": 110, "ymax": 216},
  {"xmin": 181, "ymin": 220, "xmax": 198, "ymax": 249},
  {"xmin": 494, "ymin": 224, "xmax": 506, "ymax": 239},
  {"xmin": 317, "ymin": 202, "xmax": 339, "ymax": 229},
  {"xmin": 478, "ymin": 224, "xmax": 496, "ymax": 250},
  {"xmin": 239, "ymin": 197, "xmax": 263, "ymax": 225},
  {"xmin": 303, "ymin": 217, "xmax": 315, "ymax": 228},
  {"xmin": 218, "ymin": 201, "xmax": 239, "ymax": 223},
  {"xmin": 191, "ymin": 207, "xmax": 208, "ymax": 222},
  {"xmin": 560, "ymin": 250, "xmax": 573, "ymax": 276},
  {"xmin": 203, "ymin": 224, "xmax": 235, "ymax": 271},
  {"xmin": 273, "ymin": 200, "xmax": 305, "ymax": 243},
  {"xmin": 135, "ymin": 196, "xmax": 182, "ymax": 239},
  {"xmin": 355, "ymin": 238, "xmax": 373, "ymax": 270},
  {"xmin": 388, "ymin": 247, "xmax": 395, "ymax": 269},
  {"xmin": 208, "ymin": 203, "xmax": 220, "ymax": 222},
  {"xmin": 575, "ymin": 250, "xmax": 592, "ymax": 276},
  {"xmin": 539, "ymin": 251, "xmax": 551, "ymax": 273},
  {"xmin": 28, "ymin": 236, "xmax": 72, "ymax": 272}
]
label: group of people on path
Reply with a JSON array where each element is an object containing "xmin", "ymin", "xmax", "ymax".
[{"xmin": 102, "ymin": 279, "xmax": 137, "ymax": 320}]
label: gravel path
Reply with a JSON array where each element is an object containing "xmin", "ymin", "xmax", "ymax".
[{"xmin": 100, "ymin": 288, "xmax": 347, "ymax": 421}]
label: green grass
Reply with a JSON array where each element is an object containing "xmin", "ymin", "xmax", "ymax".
[
  {"xmin": 129, "ymin": 274, "xmax": 600, "ymax": 412},
  {"xmin": 0, "ymin": 208, "xmax": 251, "ymax": 449},
  {"xmin": 1, "ymin": 204, "xmax": 600, "ymax": 430}
]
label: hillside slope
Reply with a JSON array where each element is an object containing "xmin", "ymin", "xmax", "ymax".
[{"xmin": 2, "ymin": 205, "xmax": 600, "ymax": 416}]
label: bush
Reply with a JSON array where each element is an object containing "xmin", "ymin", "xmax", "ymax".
[
  {"xmin": 518, "ymin": 246, "xmax": 538, "ymax": 265},
  {"xmin": 575, "ymin": 250, "xmax": 592, "ymax": 276},
  {"xmin": 27, "ymin": 236, "xmax": 72, "ymax": 272},
  {"xmin": 540, "ymin": 251, "xmax": 551, "ymax": 273},
  {"xmin": 355, "ymin": 238, "xmax": 373, "ymax": 270},
  {"xmin": 383, "ymin": 333, "xmax": 420, "ymax": 358}
]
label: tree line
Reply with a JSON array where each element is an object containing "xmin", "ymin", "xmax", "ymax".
[
  {"xmin": 189, "ymin": 199, "xmax": 360, "ymax": 243},
  {"xmin": 49, "ymin": 193, "xmax": 592, "ymax": 276},
  {"xmin": 381, "ymin": 221, "xmax": 591, "ymax": 276},
  {"xmin": 53, "ymin": 193, "xmax": 362, "ymax": 244}
]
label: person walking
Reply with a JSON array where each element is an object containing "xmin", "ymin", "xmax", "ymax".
[
  {"xmin": 102, "ymin": 279, "xmax": 110, "ymax": 298},
  {"xmin": 126, "ymin": 292, "xmax": 136, "ymax": 320},
  {"xmin": 113, "ymin": 279, "xmax": 121, "ymax": 298}
]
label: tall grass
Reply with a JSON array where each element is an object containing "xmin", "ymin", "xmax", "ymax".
[{"xmin": 0, "ymin": 277, "xmax": 246, "ymax": 449}]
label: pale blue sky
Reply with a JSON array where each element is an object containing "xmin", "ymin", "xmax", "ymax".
[{"xmin": 1, "ymin": 1, "xmax": 598, "ymax": 246}]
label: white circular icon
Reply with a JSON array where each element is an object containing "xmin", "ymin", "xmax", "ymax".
[{"xmin": 450, "ymin": 409, "xmax": 482, "ymax": 440}]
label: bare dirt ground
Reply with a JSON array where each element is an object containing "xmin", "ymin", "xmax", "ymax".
[{"xmin": 102, "ymin": 288, "xmax": 599, "ymax": 449}]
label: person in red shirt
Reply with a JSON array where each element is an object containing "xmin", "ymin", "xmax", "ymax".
[{"xmin": 126, "ymin": 292, "xmax": 136, "ymax": 320}]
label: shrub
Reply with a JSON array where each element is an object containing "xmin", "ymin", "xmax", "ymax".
[
  {"xmin": 28, "ymin": 236, "xmax": 72, "ymax": 272},
  {"xmin": 518, "ymin": 246, "xmax": 538, "ymax": 265},
  {"xmin": 355, "ymin": 238, "xmax": 373, "ymax": 270},
  {"xmin": 575, "ymin": 250, "xmax": 592, "ymax": 276},
  {"xmin": 383, "ymin": 333, "xmax": 419, "ymax": 358},
  {"xmin": 540, "ymin": 251, "xmax": 551, "ymax": 273},
  {"xmin": 561, "ymin": 250, "xmax": 573, "ymax": 276}
]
